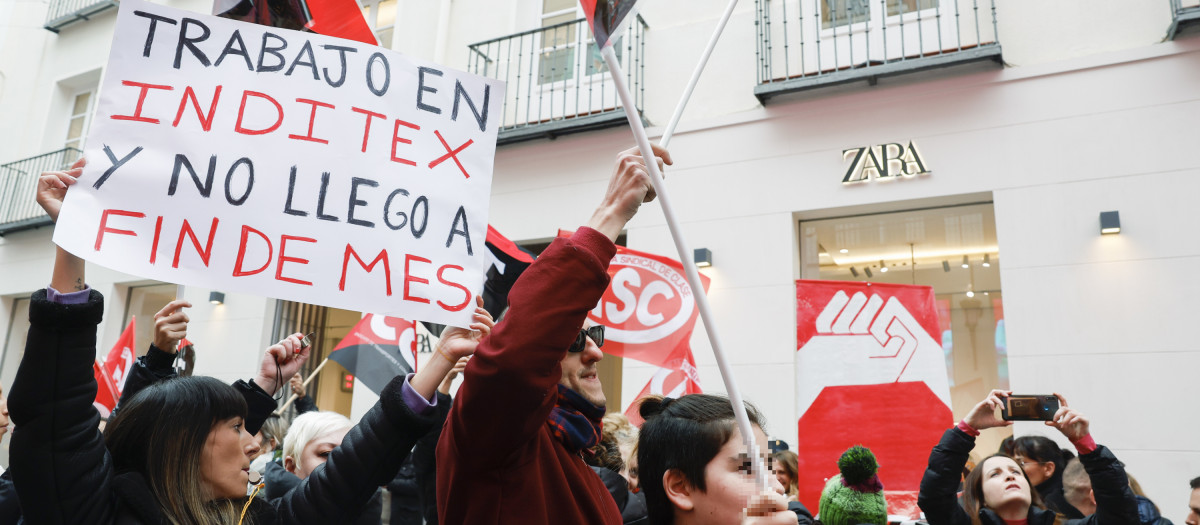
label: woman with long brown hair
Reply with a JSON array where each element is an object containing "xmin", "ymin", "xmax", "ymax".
[
  {"xmin": 7, "ymin": 160, "xmax": 493, "ymax": 524},
  {"xmin": 918, "ymin": 390, "xmax": 1139, "ymax": 525}
]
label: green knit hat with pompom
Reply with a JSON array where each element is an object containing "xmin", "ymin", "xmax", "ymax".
[{"xmin": 817, "ymin": 445, "xmax": 887, "ymax": 525}]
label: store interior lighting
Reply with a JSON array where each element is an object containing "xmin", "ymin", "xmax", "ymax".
[
  {"xmin": 942, "ymin": 260, "xmax": 950, "ymax": 272},
  {"xmin": 849, "ymin": 266, "xmax": 859, "ymax": 278},
  {"xmin": 961, "ymin": 255, "xmax": 969, "ymax": 268},
  {"xmin": 879, "ymin": 259, "xmax": 888, "ymax": 273},
  {"xmin": 982, "ymin": 254, "xmax": 991, "ymax": 267},
  {"xmin": 864, "ymin": 267, "xmax": 873, "ymax": 278}
]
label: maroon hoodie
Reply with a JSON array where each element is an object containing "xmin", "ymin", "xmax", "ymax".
[{"xmin": 436, "ymin": 227, "xmax": 623, "ymax": 525}]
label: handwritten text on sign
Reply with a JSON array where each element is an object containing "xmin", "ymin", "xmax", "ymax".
[{"xmin": 54, "ymin": 0, "xmax": 505, "ymax": 328}]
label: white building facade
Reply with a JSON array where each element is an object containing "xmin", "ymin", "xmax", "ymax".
[{"xmin": 2, "ymin": 0, "xmax": 1199, "ymax": 519}]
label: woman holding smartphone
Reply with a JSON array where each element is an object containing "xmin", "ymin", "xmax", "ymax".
[{"xmin": 917, "ymin": 390, "xmax": 1139, "ymax": 525}]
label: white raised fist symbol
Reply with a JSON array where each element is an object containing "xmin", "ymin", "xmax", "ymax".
[{"xmin": 797, "ymin": 290, "xmax": 951, "ymax": 417}]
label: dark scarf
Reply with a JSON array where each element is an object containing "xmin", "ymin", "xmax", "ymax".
[{"xmin": 547, "ymin": 384, "xmax": 605, "ymax": 454}]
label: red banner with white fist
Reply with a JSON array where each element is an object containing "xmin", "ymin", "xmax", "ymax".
[{"xmin": 794, "ymin": 280, "xmax": 952, "ymax": 520}]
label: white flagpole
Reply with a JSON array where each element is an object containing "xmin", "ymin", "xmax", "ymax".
[
  {"xmin": 659, "ymin": 0, "xmax": 741, "ymax": 148},
  {"xmin": 175, "ymin": 284, "xmax": 185, "ymax": 300},
  {"xmin": 600, "ymin": 45, "xmax": 770, "ymax": 492}
]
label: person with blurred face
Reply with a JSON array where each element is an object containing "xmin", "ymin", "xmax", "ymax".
[
  {"xmin": 436, "ymin": 145, "xmax": 674, "ymax": 525},
  {"xmin": 637, "ymin": 394, "xmax": 796, "ymax": 525},
  {"xmin": 283, "ymin": 411, "xmax": 352, "ymax": 480}
]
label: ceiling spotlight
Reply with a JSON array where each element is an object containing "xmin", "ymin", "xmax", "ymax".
[
  {"xmin": 942, "ymin": 260, "xmax": 950, "ymax": 272},
  {"xmin": 849, "ymin": 266, "xmax": 859, "ymax": 278},
  {"xmin": 839, "ymin": 248, "xmax": 849, "ymax": 254},
  {"xmin": 966, "ymin": 290, "xmax": 975, "ymax": 298},
  {"xmin": 864, "ymin": 267, "xmax": 873, "ymax": 278},
  {"xmin": 982, "ymin": 254, "xmax": 991, "ymax": 267},
  {"xmin": 879, "ymin": 260, "xmax": 888, "ymax": 273},
  {"xmin": 961, "ymin": 255, "xmax": 969, "ymax": 269}
]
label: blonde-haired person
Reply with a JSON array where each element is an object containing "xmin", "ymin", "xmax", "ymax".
[
  {"xmin": 9, "ymin": 158, "xmax": 496, "ymax": 525},
  {"xmin": 772, "ymin": 450, "xmax": 800, "ymax": 501}
]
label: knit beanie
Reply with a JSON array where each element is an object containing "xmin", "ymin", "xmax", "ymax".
[{"xmin": 817, "ymin": 445, "xmax": 888, "ymax": 525}]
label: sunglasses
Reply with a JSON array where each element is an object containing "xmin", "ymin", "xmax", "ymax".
[{"xmin": 568, "ymin": 325, "xmax": 605, "ymax": 353}]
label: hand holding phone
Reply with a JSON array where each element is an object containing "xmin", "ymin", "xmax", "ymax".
[{"xmin": 1001, "ymin": 395, "xmax": 1060, "ymax": 421}]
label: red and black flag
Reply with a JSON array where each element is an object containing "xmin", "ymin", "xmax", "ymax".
[
  {"xmin": 580, "ymin": 0, "xmax": 639, "ymax": 49},
  {"xmin": 214, "ymin": 0, "xmax": 376, "ymax": 45},
  {"xmin": 482, "ymin": 226, "xmax": 536, "ymax": 319},
  {"xmin": 422, "ymin": 226, "xmax": 536, "ymax": 337},
  {"xmin": 328, "ymin": 314, "xmax": 419, "ymax": 394}
]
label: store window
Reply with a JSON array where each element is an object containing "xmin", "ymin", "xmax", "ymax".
[
  {"xmin": 0, "ymin": 297, "xmax": 30, "ymax": 467},
  {"xmin": 799, "ymin": 202, "xmax": 1007, "ymax": 451},
  {"xmin": 123, "ymin": 284, "xmax": 179, "ymax": 357}
]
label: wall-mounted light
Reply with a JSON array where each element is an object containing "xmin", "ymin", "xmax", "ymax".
[
  {"xmin": 209, "ymin": 291, "xmax": 225, "ymax": 305},
  {"xmin": 849, "ymin": 266, "xmax": 859, "ymax": 278},
  {"xmin": 864, "ymin": 267, "xmax": 873, "ymax": 278},
  {"xmin": 694, "ymin": 248, "xmax": 713, "ymax": 268},
  {"xmin": 879, "ymin": 259, "xmax": 888, "ymax": 273},
  {"xmin": 982, "ymin": 254, "xmax": 991, "ymax": 267},
  {"xmin": 1100, "ymin": 211, "xmax": 1121, "ymax": 235},
  {"xmin": 839, "ymin": 248, "xmax": 849, "ymax": 254},
  {"xmin": 961, "ymin": 255, "xmax": 969, "ymax": 269},
  {"xmin": 942, "ymin": 260, "xmax": 950, "ymax": 272}
]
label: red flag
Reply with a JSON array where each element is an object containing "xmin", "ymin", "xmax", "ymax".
[
  {"xmin": 305, "ymin": 0, "xmax": 376, "ymax": 45},
  {"xmin": 793, "ymin": 281, "xmax": 952, "ymax": 519},
  {"xmin": 580, "ymin": 0, "xmax": 638, "ymax": 49},
  {"xmin": 215, "ymin": 0, "xmax": 377, "ymax": 46},
  {"xmin": 93, "ymin": 361, "xmax": 120, "ymax": 418},
  {"xmin": 327, "ymin": 314, "xmax": 419, "ymax": 394},
  {"xmin": 103, "ymin": 318, "xmax": 137, "ymax": 395},
  {"xmin": 623, "ymin": 341, "xmax": 702, "ymax": 426},
  {"xmin": 559, "ymin": 231, "xmax": 711, "ymax": 368}
]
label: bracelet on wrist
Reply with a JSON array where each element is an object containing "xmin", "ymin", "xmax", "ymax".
[{"xmin": 435, "ymin": 345, "xmax": 456, "ymax": 365}]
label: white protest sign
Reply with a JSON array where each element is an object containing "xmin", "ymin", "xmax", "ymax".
[{"xmin": 55, "ymin": 0, "xmax": 505, "ymax": 328}]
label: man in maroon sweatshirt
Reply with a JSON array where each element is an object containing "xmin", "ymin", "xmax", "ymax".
[{"xmin": 435, "ymin": 144, "xmax": 672, "ymax": 524}]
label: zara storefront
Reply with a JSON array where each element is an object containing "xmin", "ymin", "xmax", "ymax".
[{"xmin": 487, "ymin": 35, "xmax": 1200, "ymax": 521}]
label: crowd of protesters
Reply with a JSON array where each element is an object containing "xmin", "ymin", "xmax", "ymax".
[{"xmin": 0, "ymin": 147, "xmax": 1191, "ymax": 525}]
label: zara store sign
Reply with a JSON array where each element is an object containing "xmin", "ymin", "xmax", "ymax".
[{"xmin": 842, "ymin": 141, "xmax": 930, "ymax": 184}]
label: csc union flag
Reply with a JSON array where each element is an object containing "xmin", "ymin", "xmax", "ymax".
[
  {"xmin": 558, "ymin": 232, "xmax": 710, "ymax": 368},
  {"xmin": 328, "ymin": 314, "xmax": 419, "ymax": 394},
  {"xmin": 580, "ymin": 0, "xmax": 639, "ymax": 48}
]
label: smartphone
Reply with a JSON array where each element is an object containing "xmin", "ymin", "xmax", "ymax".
[{"xmin": 1001, "ymin": 395, "xmax": 1060, "ymax": 421}]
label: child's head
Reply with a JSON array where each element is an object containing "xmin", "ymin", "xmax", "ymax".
[{"xmin": 637, "ymin": 394, "xmax": 777, "ymax": 525}]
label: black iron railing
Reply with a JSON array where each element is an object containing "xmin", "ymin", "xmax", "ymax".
[
  {"xmin": 44, "ymin": 0, "xmax": 119, "ymax": 32},
  {"xmin": 468, "ymin": 16, "xmax": 648, "ymax": 145},
  {"xmin": 0, "ymin": 148, "xmax": 81, "ymax": 234},
  {"xmin": 754, "ymin": 0, "xmax": 1001, "ymax": 101},
  {"xmin": 1168, "ymin": 0, "xmax": 1200, "ymax": 39}
]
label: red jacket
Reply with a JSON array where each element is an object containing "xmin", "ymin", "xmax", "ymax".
[{"xmin": 436, "ymin": 227, "xmax": 623, "ymax": 525}]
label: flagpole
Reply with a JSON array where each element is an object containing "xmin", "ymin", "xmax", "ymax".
[
  {"xmin": 274, "ymin": 357, "xmax": 331, "ymax": 415},
  {"xmin": 659, "ymin": 0, "xmax": 740, "ymax": 148},
  {"xmin": 600, "ymin": 45, "xmax": 770, "ymax": 493},
  {"xmin": 175, "ymin": 284, "xmax": 185, "ymax": 300}
]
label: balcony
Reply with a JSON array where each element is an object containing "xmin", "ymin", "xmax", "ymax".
[
  {"xmin": 754, "ymin": 0, "xmax": 1002, "ymax": 103},
  {"xmin": 1168, "ymin": 0, "xmax": 1200, "ymax": 40},
  {"xmin": 0, "ymin": 148, "xmax": 81, "ymax": 235},
  {"xmin": 467, "ymin": 16, "xmax": 648, "ymax": 146},
  {"xmin": 44, "ymin": 0, "xmax": 118, "ymax": 32}
]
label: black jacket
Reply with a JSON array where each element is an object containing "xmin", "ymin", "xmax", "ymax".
[
  {"xmin": 591, "ymin": 466, "xmax": 648, "ymax": 525},
  {"xmin": 8, "ymin": 289, "xmax": 437, "ymax": 524},
  {"xmin": 411, "ymin": 390, "xmax": 452, "ymax": 525},
  {"xmin": 1037, "ymin": 471, "xmax": 1084, "ymax": 520},
  {"xmin": 918, "ymin": 427, "xmax": 1140, "ymax": 525}
]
